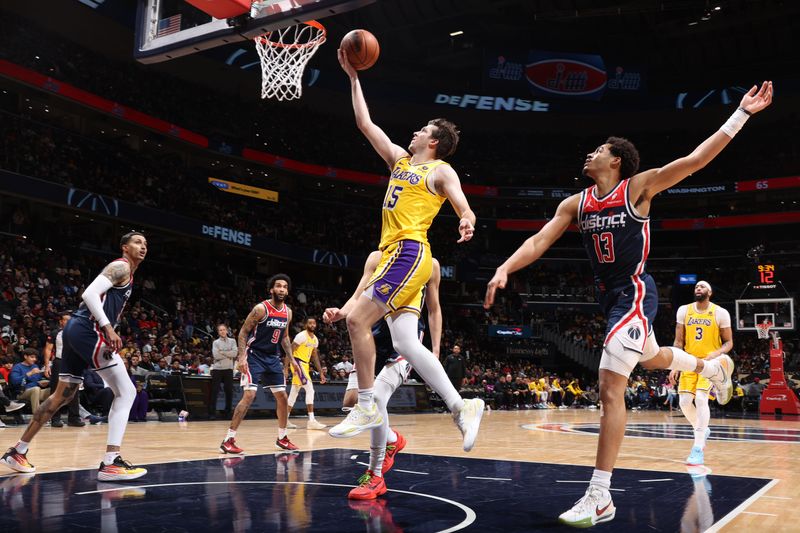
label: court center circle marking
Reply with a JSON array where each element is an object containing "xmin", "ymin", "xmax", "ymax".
[{"xmin": 76, "ymin": 480, "xmax": 476, "ymax": 533}]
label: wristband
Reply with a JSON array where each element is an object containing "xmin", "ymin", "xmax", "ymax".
[{"xmin": 719, "ymin": 108, "xmax": 750, "ymax": 138}]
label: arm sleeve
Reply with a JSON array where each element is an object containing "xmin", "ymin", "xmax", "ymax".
[
  {"xmin": 716, "ymin": 306, "xmax": 732, "ymax": 329},
  {"xmin": 293, "ymin": 332, "xmax": 305, "ymax": 345},
  {"xmin": 81, "ymin": 274, "xmax": 114, "ymax": 328},
  {"xmin": 676, "ymin": 305, "xmax": 688, "ymax": 324}
]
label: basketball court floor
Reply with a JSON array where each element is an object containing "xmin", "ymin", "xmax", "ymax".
[{"xmin": 1, "ymin": 409, "xmax": 797, "ymax": 531}]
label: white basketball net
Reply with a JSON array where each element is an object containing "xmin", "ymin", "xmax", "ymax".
[
  {"xmin": 254, "ymin": 21, "xmax": 326, "ymax": 101},
  {"xmin": 756, "ymin": 322, "xmax": 772, "ymax": 339}
]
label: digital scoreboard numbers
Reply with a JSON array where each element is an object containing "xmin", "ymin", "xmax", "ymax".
[{"xmin": 756, "ymin": 263, "xmax": 777, "ymax": 288}]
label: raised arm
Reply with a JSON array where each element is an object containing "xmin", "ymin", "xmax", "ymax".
[
  {"xmin": 426, "ymin": 259, "xmax": 443, "ymax": 359},
  {"xmin": 630, "ymin": 81, "xmax": 773, "ymax": 202},
  {"xmin": 323, "ymin": 250, "xmax": 383, "ymax": 324},
  {"xmin": 338, "ymin": 49, "xmax": 407, "ymax": 168},
  {"xmin": 434, "ymin": 164, "xmax": 476, "ymax": 243},
  {"xmin": 484, "ymin": 194, "xmax": 580, "ymax": 308}
]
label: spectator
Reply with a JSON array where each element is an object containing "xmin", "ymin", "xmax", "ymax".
[
  {"xmin": 333, "ymin": 354, "xmax": 354, "ymax": 374},
  {"xmin": 444, "ymin": 344, "xmax": 467, "ymax": 393},
  {"xmin": 129, "ymin": 354, "xmax": 150, "ymax": 378},
  {"xmin": 82, "ymin": 368, "xmax": 113, "ymax": 421},
  {"xmin": 10, "ymin": 349, "xmax": 51, "ymax": 412},
  {"xmin": 210, "ymin": 324, "xmax": 237, "ymax": 419}
]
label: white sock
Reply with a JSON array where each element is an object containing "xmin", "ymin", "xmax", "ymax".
[
  {"xmin": 386, "ymin": 312, "xmax": 465, "ymax": 412},
  {"xmin": 590, "ymin": 469, "xmax": 612, "ymax": 491},
  {"xmin": 308, "ymin": 411, "xmax": 315, "ymax": 421},
  {"xmin": 15, "ymin": 440, "xmax": 29, "ymax": 454},
  {"xmin": 699, "ymin": 358, "xmax": 721, "ymax": 379},
  {"xmin": 387, "ymin": 428, "xmax": 398, "ymax": 444},
  {"xmin": 668, "ymin": 347, "xmax": 701, "ymax": 372},
  {"xmin": 226, "ymin": 429, "xmax": 237, "ymax": 440},
  {"xmin": 103, "ymin": 451, "xmax": 120, "ymax": 465},
  {"xmin": 694, "ymin": 391, "xmax": 710, "ymax": 448},
  {"xmin": 357, "ymin": 389, "xmax": 374, "ymax": 409},
  {"xmin": 278, "ymin": 428, "xmax": 287, "ymax": 440},
  {"xmin": 679, "ymin": 394, "xmax": 698, "ymax": 427}
]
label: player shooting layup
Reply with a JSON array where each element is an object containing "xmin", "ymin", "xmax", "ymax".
[{"xmin": 327, "ymin": 48, "xmax": 484, "ymax": 450}]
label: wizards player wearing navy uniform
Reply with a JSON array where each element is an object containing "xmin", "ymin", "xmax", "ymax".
[
  {"xmin": 485, "ymin": 81, "xmax": 772, "ymax": 527},
  {"xmin": 3, "ymin": 231, "xmax": 148, "ymax": 481},
  {"xmin": 220, "ymin": 273, "xmax": 300, "ymax": 454}
]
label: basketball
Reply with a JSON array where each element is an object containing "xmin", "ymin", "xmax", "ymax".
[{"xmin": 340, "ymin": 29, "xmax": 380, "ymax": 70}]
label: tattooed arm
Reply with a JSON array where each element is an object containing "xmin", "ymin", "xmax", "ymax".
[
  {"xmin": 237, "ymin": 303, "xmax": 266, "ymax": 378},
  {"xmin": 82, "ymin": 260, "xmax": 131, "ymax": 351}
]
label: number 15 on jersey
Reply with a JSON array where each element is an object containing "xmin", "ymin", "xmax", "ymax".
[{"xmin": 383, "ymin": 185, "xmax": 404, "ymax": 210}]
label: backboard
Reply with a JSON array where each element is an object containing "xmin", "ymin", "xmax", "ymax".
[
  {"xmin": 134, "ymin": 0, "xmax": 375, "ymax": 63},
  {"xmin": 735, "ymin": 297, "xmax": 795, "ymax": 332}
]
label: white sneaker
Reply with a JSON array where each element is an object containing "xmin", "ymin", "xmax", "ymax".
[
  {"xmin": 307, "ymin": 419, "xmax": 327, "ymax": 430},
  {"xmin": 328, "ymin": 403, "xmax": 382, "ymax": 438},
  {"xmin": 286, "ymin": 421, "xmax": 298, "ymax": 429},
  {"xmin": 558, "ymin": 485, "xmax": 615, "ymax": 527},
  {"xmin": 453, "ymin": 398, "xmax": 484, "ymax": 452},
  {"xmin": 5, "ymin": 401, "xmax": 25, "ymax": 413},
  {"xmin": 707, "ymin": 354, "xmax": 734, "ymax": 405}
]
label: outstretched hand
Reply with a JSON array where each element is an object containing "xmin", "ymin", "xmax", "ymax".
[
  {"xmin": 484, "ymin": 269, "xmax": 508, "ymax": 309},
  {"xmin": 739, "ymin": 81, "xmax": 773, "ymax": 114},
  {"xmin": 337, "ymin": 48, "xmax": 358, "ymax": 80},
  {"xmin": 457, "ymin": 218, "xmax": 474, "ymax": 243}
]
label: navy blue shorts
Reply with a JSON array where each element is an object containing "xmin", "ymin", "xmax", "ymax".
[
  {"xmin": 600, "ymin": 272, "xmax": 658, "ymax": 345},
  {"xmin": 241, "ymin": 352, "xmax": 285, "ymax": 390},
  {"xmin": 59, "ymin": 317, "xmax": 116, "ymax": 380}
]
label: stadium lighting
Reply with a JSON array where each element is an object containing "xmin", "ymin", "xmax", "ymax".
[{"xmin": 449, "ymin": 30, "xmax": 464, "ymax": 37}]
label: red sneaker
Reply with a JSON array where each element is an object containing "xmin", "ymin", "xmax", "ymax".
[
  {"xmin": 220, "ymin": 437, "xmax": 244, "ymax": 454},
  {"xmin": 276, "ymin": 436, "xmax": 299, "ymax": 451},
  {"xmin": 348, "ymin": 470, "xmax": 387, "ymax": 500},
  {"xmin": 1, "ymin": 447, "xmax": 35, "ymax": 474},
  {"xmin": 381, "ymin": 430, "xmax": 406, "ymax": 474}
]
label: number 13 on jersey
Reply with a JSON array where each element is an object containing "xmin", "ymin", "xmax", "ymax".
[
  {"xmin": 592, "ymin": 232, "xmax": 615, "ymax": 263},
  {"xmin": 383, "ymin": 185, "xmax": 404, "ymax": 210}
]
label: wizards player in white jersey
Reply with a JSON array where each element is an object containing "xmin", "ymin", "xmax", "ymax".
[
  {"xmin": 486, "ymin": 81, "xmax": 772, "ymax": 527},
  {"xmin": 220, "ymin": 274, "xmax": 301, "ymax": 454},
  {"xmin": 3, "ymin": 231, "xmax": 148, "ymax": 481},
  {"xmin": 325, "ymin": 250, "xmax": 442, "ymax": 500}
]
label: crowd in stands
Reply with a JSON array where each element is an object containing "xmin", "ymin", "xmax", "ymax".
[{"xmin": 2, "ymin": 11, "xmax": 800, "ymax": 193}]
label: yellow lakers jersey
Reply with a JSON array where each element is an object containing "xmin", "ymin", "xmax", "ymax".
[
  {"xmin": 379, "ymin": 156, "xmax": 448, "ymax": 250},
  {"xmin": 292, "ymin": 331, "xmax": 318, "ymax": 364},
  {"xmin": 683, "ymin": 303, "xmax": 722, "ymax": 359}
]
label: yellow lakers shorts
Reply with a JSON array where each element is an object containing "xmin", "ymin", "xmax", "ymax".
[
  {"xmin": 291, "ymin": 359, "xmax": 311, "ymax": 386},
  {"xmin": 367, "ymin": 240, "xmax": 432, "ymax": 315},
  {"xmin": 678, "ymin": 371, "xmax": 712, "ymax": 394}
]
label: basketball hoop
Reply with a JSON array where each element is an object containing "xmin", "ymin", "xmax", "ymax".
[
  {"xmin": 254, "ymin": 20, "xmax": 326, "ymax": 101},
  {"xmin": 756, "ymin": 321, "xmax": 772, "ymax": 340}
]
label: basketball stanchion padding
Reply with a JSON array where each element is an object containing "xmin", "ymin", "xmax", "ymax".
[{"xmin": 254, "ymin": 20, "xmax": 326, "ymax": 101}]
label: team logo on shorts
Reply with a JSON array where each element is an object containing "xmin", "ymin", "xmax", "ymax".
[
  {"xmin": 377, "ymin": 283, "xmax": 392, "ymax": 295},
  {"xmin": 627, "ymin": 325, "xmax": 641, "ymax": 340}
]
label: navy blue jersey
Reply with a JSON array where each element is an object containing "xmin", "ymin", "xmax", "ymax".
[
  {"xmin": 578, "ymin": 179, "xmax": 650, "ymax": 293},
  {"xmin": 246, "ymin": 300, "xmax": 289, "ymax": 359},
  {"xmin": 73, "ymin": 259, "xmax": 133, "ymax": 328}
]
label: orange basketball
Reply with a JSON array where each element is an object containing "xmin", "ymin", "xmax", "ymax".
[{"xmin": 341, "ymin": 29, "xmax": 380, "ymax": 70}]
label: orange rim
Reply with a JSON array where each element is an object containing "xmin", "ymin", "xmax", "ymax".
[{"xmin": 256, "ymin": 20, "xmax": 326, "ymax": 50}]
